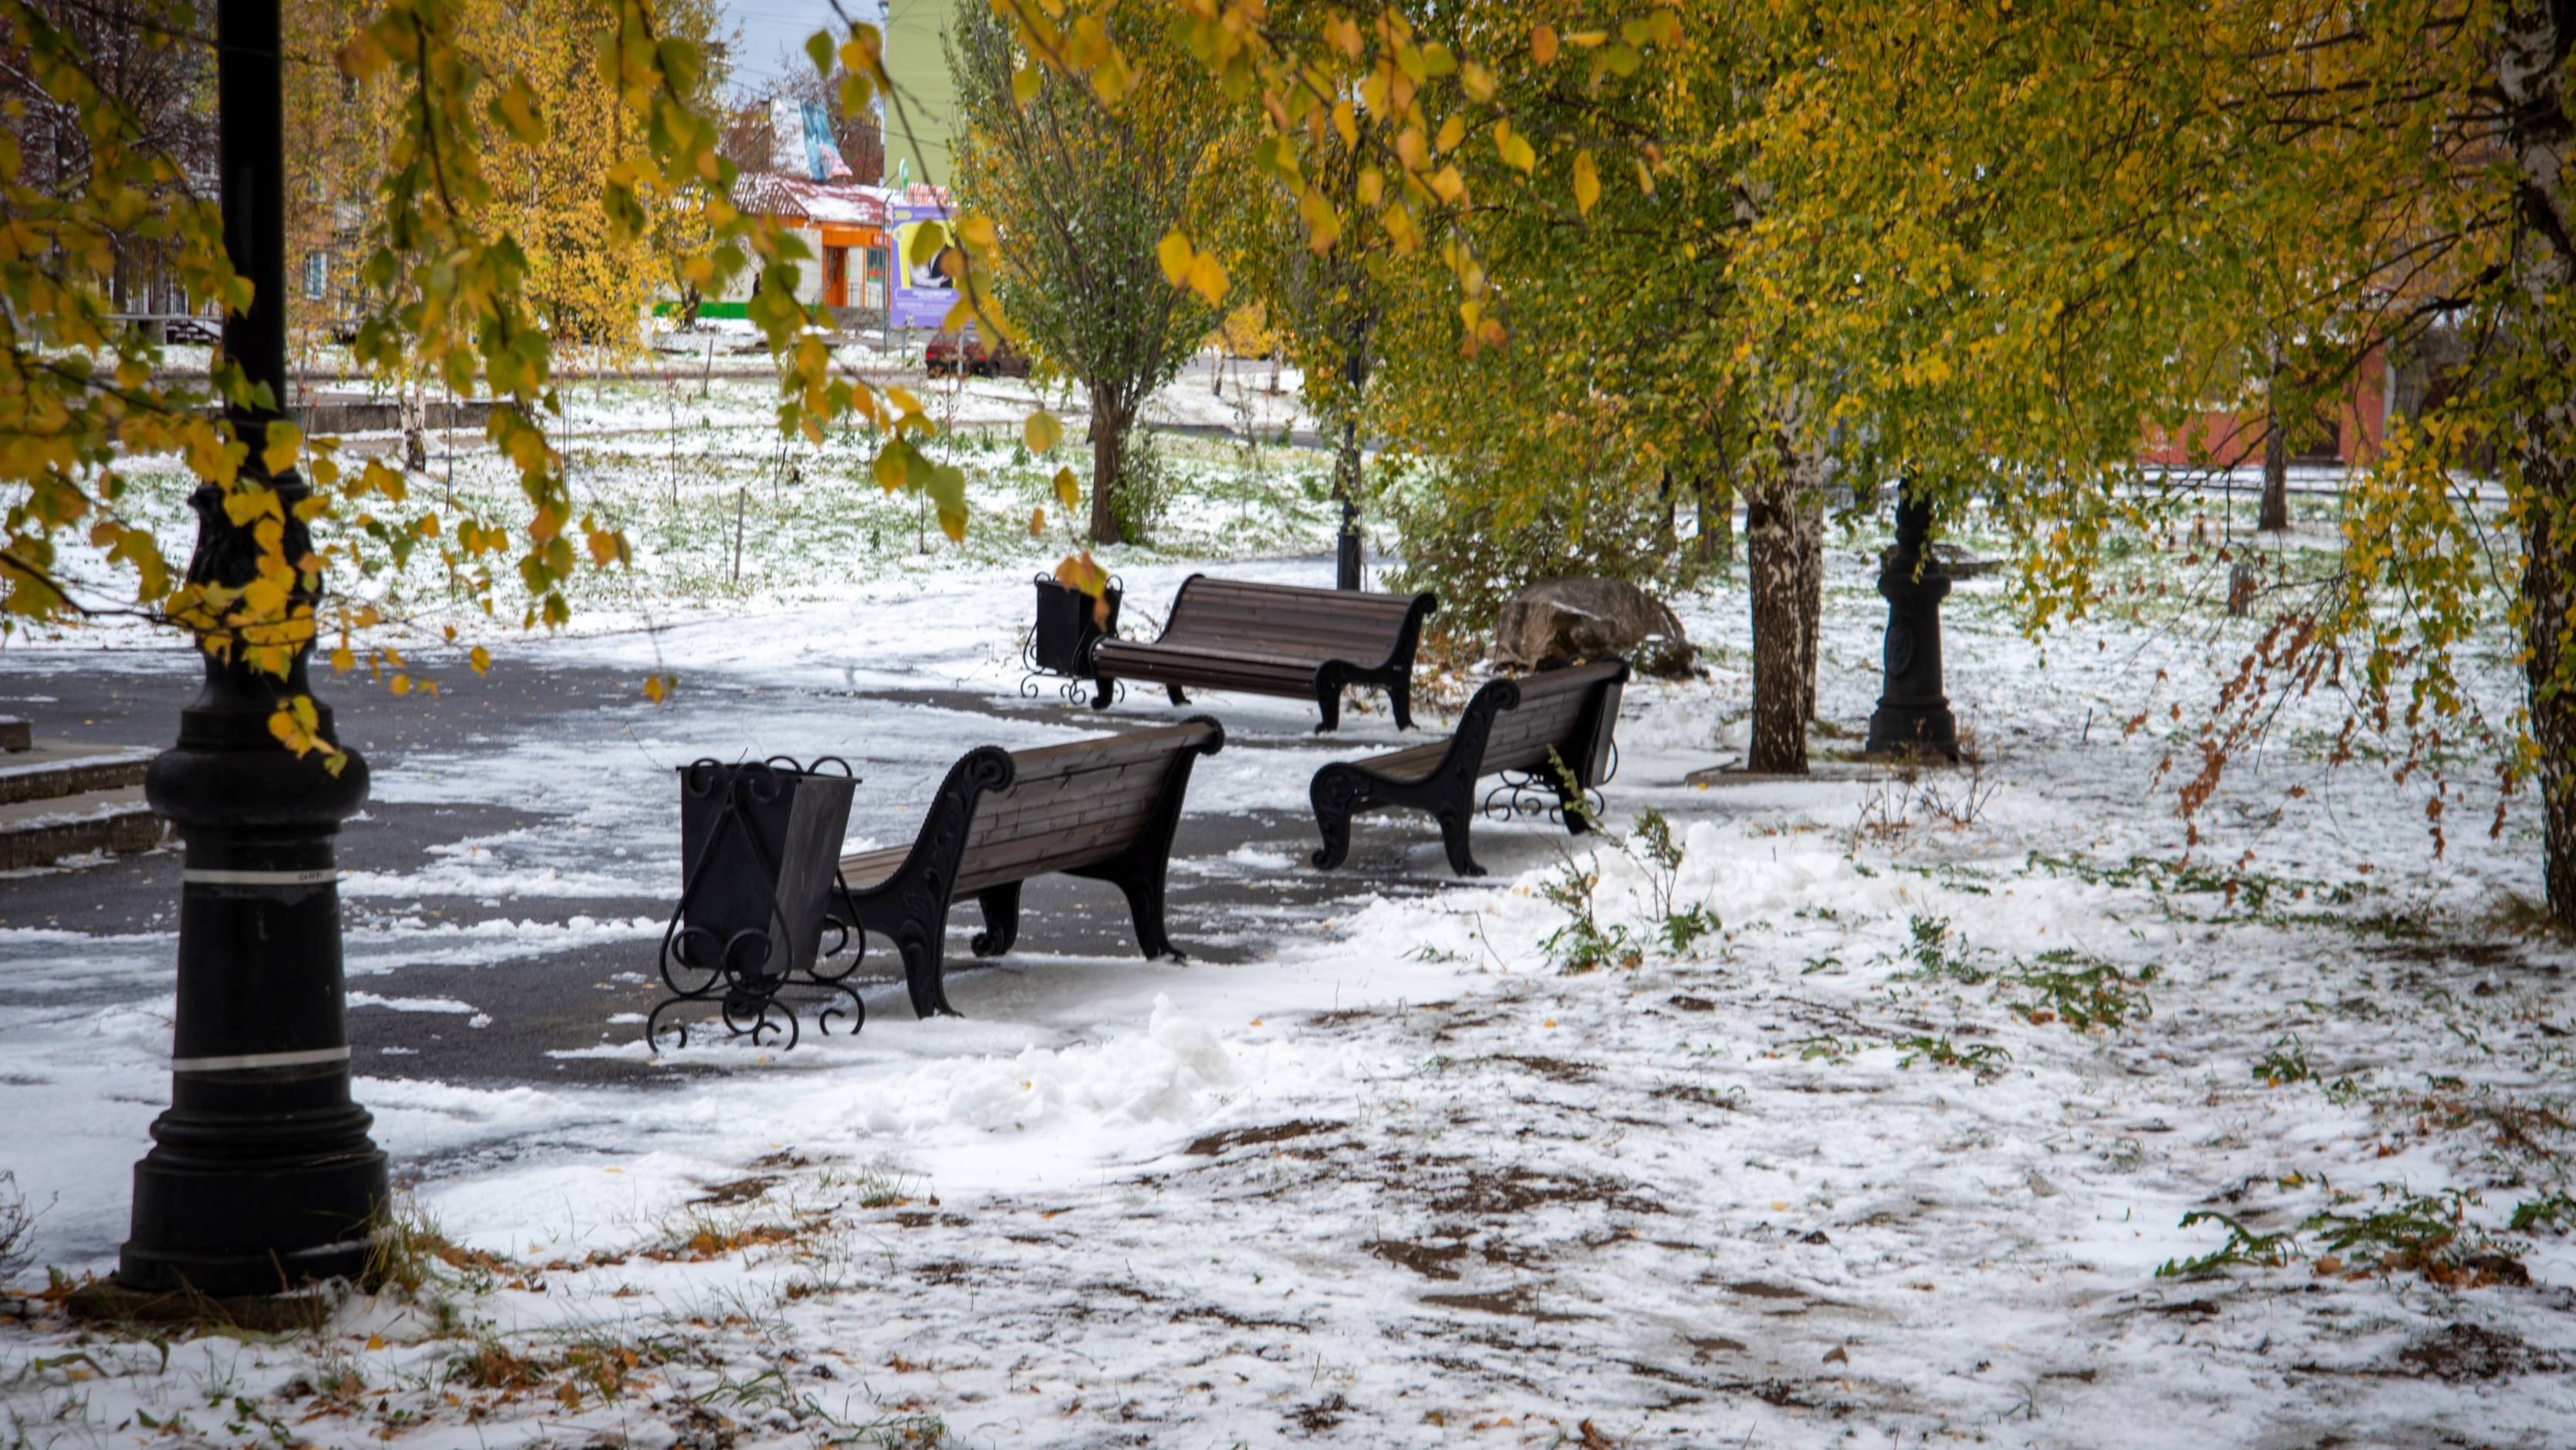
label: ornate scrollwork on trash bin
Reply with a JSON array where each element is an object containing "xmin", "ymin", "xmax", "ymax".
[{"xmin": 647, "ymin": 755, "xmax": 864, "ymax": 1053}]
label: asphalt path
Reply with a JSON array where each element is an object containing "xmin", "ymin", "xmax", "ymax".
[{"xmin": 0, "ymin": 646, "xmax": 1451, "ymax": 1092}]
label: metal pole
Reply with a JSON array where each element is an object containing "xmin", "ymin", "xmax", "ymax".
[
  {"xmin": 1335, "ymin": 340, "xmax": 1365, "ymax": 591},
  {"xmin": 105, "ymin": 0, "xmax": 385, "ymax": 1306}
]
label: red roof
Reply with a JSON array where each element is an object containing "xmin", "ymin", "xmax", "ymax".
[{"xmin": 733, "ymin": 174, "xmax": 890, "ymax": 228}]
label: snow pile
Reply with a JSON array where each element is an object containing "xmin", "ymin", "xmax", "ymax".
[{"xmin": 856, "ymin": 995, "xmax": 1324, "ymax": 1137}]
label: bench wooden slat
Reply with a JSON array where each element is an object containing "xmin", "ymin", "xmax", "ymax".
[
  {"xmin": 1089, "ymin": 576, "xmax": 1438, "ymax": 730},
  {"xmin": 955, "ymin": 833, "xmax": 1129, "ymax": 894},
  {"xmin": 1175, "ymin": 607, "xmax": 1413, "ymax": 634},
  {"xmin": 966, "ymin": 779, "xmax": 1168, "ymax": 850},
  {"xmin": 839, "ymin": 845, "xmax": 910, "ymax": 890},
  {"xmin": 1093, "ymin": 660, "xmax": 1315, "ymax": 691},
  {"xmin": 1180, "ymin": 579, "xmax": 1415, "ymax": 610},
  {"xmin": 1096, "ymin": 641, "xmax": 1341, "ymax": 673},
  {"xmin": 1480, "ymin": 690, "xmax": 1596, "ymax": 772},
  {"xmin": 996, "ymin": 720, "xmax": 1221, "ymax": 778},
  {"xmin": 965, "ymin": 795, "xmax": 1165, "ymax": 851},
  {"xmin": 1351, "ymin": 741, "xmax": 1449, "ymax": 785}
]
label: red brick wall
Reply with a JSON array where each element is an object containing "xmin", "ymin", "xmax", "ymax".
[{"xmin": 2140, "ymin": 346, "xmax": 2389, "ymax": 468}]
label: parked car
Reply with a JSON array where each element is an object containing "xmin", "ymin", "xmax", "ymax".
[{"xmin": 925, "ymin": 327, "xmax": 1031, "ymax": 379}]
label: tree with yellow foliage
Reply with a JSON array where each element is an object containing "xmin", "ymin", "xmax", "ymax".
[
  {"xmin": 1715, "ymin": 1, "xmax": 2574, "ymax": 921},
  {"xmin": 994, "ymin": 0, "xmax": 2572, "ymax": 921}
]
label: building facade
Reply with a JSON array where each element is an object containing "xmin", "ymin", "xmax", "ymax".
[{"xmin": 881, "ymin": 0, "xmax": 964, "ymax": 191}]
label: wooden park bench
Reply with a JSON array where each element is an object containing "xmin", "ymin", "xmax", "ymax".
[
  {"xmin": 1089, "ymin": 576, "xmax": 1439, "ymax": 732},
  {"xmin": 835, "ymin": 717, "xmax": 1225, "ymax": 1019},
  {"xmin": 1308, "ymin": 658, "xmax": 1628, "ymax": 877}
]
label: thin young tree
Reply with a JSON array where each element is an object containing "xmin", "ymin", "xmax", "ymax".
[{"xmin": 948, "ymin": 0, "xmax": 1231, "ymax": 545}]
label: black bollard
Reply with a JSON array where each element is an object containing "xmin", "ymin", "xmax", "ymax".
[
  {"xmin": 1864, "ymin": 485, "xmax": 1960, "ymax": 760},
  {"xmin": 1335, "ymin": 495, "xmax": 1362, "ymax": 590},
  {"xmin": 103, "ymin": 0, "xmax": 386, "ymax": 1306}
]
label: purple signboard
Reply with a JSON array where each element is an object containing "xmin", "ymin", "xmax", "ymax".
[{"xmin": 887, "ymin": 191, "xmax": 962, "ymax": 333}]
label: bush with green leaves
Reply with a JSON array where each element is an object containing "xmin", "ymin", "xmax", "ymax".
[
  {"xmin": 1107, "ymin": 429, "xmax": 1177, "ymax": 544},
  {"xmin": 1381, "ymin": 456, "xmax": 1679, "ymax": 647}
]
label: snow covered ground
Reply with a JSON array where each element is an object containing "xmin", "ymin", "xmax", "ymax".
[{"xmin": 2, "ymin": 380, "xmax": 2572, "ymax": 1448}]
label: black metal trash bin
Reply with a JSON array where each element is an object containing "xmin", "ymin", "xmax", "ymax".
[
  {"xmin": 650, "ymin": 756, "xmax": 860, "ymax": 1049},
  {"xmin": 1030, "ymin": 573, "xmax": 1121, "ymax": 679}
]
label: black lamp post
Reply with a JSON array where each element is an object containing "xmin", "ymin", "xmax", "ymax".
[
  {"xmin": 102, "ymin": 0, "xmax": 385, "ymax": 1306},
  {"xmin": 1333, "ymin": 335, "xmax": 1365, "ymax": 591},
  {"xmin": 1335, "ymin": 491, "xmax": 1362, "ymax": 590},
  {"xmin": 1863, "ymin": 484, "xmax": 1960, "ymax": 760}
]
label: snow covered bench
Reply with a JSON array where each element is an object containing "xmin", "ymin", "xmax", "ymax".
[
  {"xmin": 835, "ymin": 718, "xmax": 1225, "ymax": 1019},
  {"xmin": 1308, "ymin": 658, "xmax": 1627, "ymax": 877},
  {"xmin": 1089, "ymin": 576, "xmax": 1440, "ymax": 732}
]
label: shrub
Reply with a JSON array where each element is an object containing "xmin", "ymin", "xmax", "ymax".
[
  {"xmin": 1381, "ymin": 456, "xmax": 1676, "ymax": 647},
  {"xmin": 0, "ymin": 1171, "xmax": 33, "ymax": 1282}
]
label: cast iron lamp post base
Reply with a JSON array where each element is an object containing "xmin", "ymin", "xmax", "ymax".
[
  {"xmin": 103, "ymin": 486, "xmax": 387, "ymax": 1305},
  {"xmin": 1864, "ymin": 488, "xmax": 1960, "ymax": 761}
]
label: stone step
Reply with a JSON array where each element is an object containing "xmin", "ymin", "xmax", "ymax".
[
  {"xmin": 0, "ymin": 717, "xmax": 28, "ymax": 752},
  {"xmin": 0, "ymin": 784, "xmax": 164, "ymax": 870},
  {"xmin": 0, "ymin": 742, "xmax": 157, "ymax": 806}
]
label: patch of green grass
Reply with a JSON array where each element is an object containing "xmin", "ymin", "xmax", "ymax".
[
  {"xmin": 2156, "ymin": 1210, "xmax": 2297, "ymax": 1277},
  {"xmin": 1896, "ymin": 915, "xmax": 1987, "ymax": 984},
  {"xmin": 2252, "ymin": 1033, "xmax": 2313, "ymax": 1087},
  {"xmin": 2010, "ymin": 950, "xmax": 2153, "ymax": 1031},
  {"xmin": 1895, "ymin": 1036, "xmax": 2012, "ymax": 1081},
  {"xmin": 2508, "ymin": 1191, "xmax": 2576, "ymax": 1234},
  {"xmin": 2300, "ymin": 1185, "xmax": 2522, "ymax": 1286},
  {"xmin": 2025, "ymin": 852, "xmax": 2361, "ymax": 917},
  {"xmin": 1786, "ymin": 1033, "xmax": 1858, "ymax": 1065}
]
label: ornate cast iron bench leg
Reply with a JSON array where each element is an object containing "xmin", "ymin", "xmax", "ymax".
[
  {"xmin": 1068, "ymin": 734, "xmax": 1212, "ymax": 962},
  {"xmin": 1066, "ymin": 840, "xmax": 1187, "ymax": 960},
  {"xmin": 971, "ymin": 884, "xmax": 1021, "ymax": 958},
  {"xmin": 1309, "ymin": 764, "xmax": 1369, "ymax": 869},
  {"xmin": 1437, "ymin": 806, "xmax": 1485, "ymax": 877},
  {"xmin": 897, "ymin": 915, "xmax": 956, "ymax": 1019},
  {"xmin": 1555, "ymin": 774, "xmax": 1596, "ymax": 836},
  {"xmin": 839, "ymin": 745, "xmax": 1011, "ymax": 1021},
  {"xmin": 1313, "ymin": 666, "xmax": 1346, "ymax": 732},
  {"xmin": 1166, "ymin": 684, "xmax": 1190, "ymax": 706},
  {"xmin": 1389, "ymin": 679, "xmax": 1416, "ymax": 732},
  {"xmin": 1120, "ymin": 872, "xmax": 1178, "ymax": 961}
]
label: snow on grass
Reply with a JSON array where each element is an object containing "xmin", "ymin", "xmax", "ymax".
[{"xmin": 0, "ymin": 377, "xmax": 2570, "ymax": 1448}]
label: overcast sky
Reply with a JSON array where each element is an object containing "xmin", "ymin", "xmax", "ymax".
[{"xmin": 714, "ymin": 0, "xmax": 886, "ymax": 97}]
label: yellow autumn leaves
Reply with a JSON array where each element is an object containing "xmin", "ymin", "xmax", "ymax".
[{"xmin": 1155, "ymin": 232, "xmax": 1232, "ymax": 306}]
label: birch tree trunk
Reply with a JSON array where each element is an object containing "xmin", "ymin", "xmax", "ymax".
[
  {"xmin": 400, "ymin": 382, "xmax": 428, "ymax": 472},
  {"xmin": 2501, "ymin": 2, "xmax": 2574, "ymax": 928}
]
